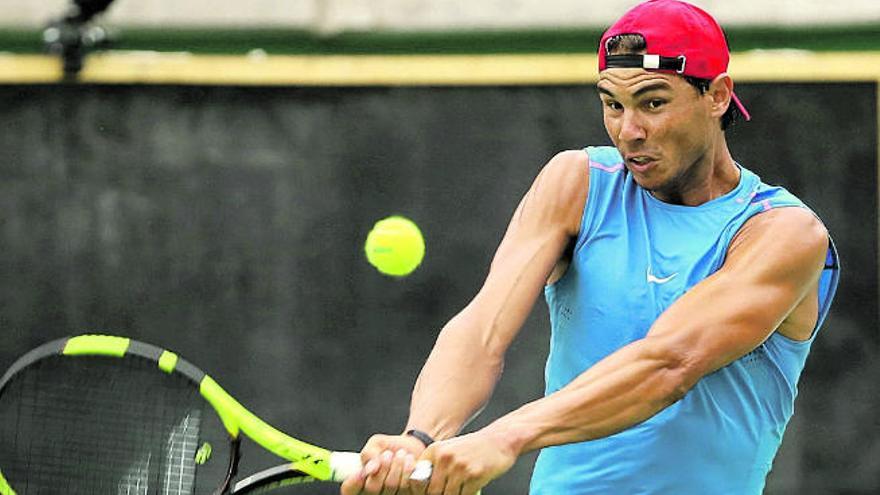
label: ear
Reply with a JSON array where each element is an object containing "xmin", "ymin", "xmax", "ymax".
[{"xmin": 708, "ymin": 73, "xmax": 734, "ymax": 119}]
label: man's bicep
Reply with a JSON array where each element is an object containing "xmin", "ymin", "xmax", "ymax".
[
  {"xmin": 466, "ymin": 150, "xmax": 589, "ymax": 352},
  {"xmin": 645, "ymin": 207, "xmax": 829, "ymax": 376},
  {"xmin": 490, "ymin": 150, "xmax": 588, "ymax": 265}
]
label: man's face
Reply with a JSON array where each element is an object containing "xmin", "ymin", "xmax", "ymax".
[{"xmin": 597, "ymin": 68, "xmax": 717, "ymax": 200}]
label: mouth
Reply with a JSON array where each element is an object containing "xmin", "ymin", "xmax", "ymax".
[{"xmin": 625, "ymin": 154, "xmax": 658, "ymax": 173}]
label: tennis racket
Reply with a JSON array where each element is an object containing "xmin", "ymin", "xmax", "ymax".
[{"xmin": 0, "ymin": 334, "xmax": 434, "ymax": 494}]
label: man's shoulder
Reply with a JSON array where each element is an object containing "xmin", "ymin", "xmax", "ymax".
[
  {"xmin": 748, "ymin": 206, "xmax": 827, "ymax": 236},
  {"xmin": 541, "ymin": 149, "xmax": 590, "ymax": 188},
  {"xmin": 532, "ymin": 150, "xmax": 591, "ymax": 237},
  {"xmin": 547, "ymin": 148, "xmax": 590, "ymax": 167},
  {"xmin": 732, "ymin": 206, "xmax": 829, "ymax": 266}
]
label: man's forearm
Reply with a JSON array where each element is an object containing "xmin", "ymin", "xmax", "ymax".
[
  {"xmin": 486, "ymin": 335, "xmax": 690, "ymax": 455},
  {"xmin": 405, "ymin": 309, "xmax": 506, "ymax": 440}
]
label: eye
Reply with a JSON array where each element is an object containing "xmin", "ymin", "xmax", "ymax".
[
  {"xmin": 647, "ymin": 99, "xmax": 666, "ymax": 110},
  {"xmin": 604, "ymin": 100, "xmax": 623, "ymax": 111}
]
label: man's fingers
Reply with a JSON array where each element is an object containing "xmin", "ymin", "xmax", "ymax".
[
  {"xmin": 461, "ymin": 480, "xmax": 483, "ymax": 495},
  {"xmin": 424, "ymin": 462, "xmax": 446, "ymax": 495},
  {"xmin": 399, "ymin": 453, "xmax": 417, "ymax": 491},
  {"xmin": 442, "ymin": 471, "xmax": 465, "ymax": 495},
  {"xmin": 408, "ymin": 455, "xmax": 429, "ymax": 495},
  {"xmin": 339, "ymin": 468, "xmax": 366, "ymax": 495},
  {"xmin": 364, "ymin": 450, "xmax": 394, "ymax": 493},
  {"xmin": 380, "ymin": 450, "xmax": 407, "ymax": 495},
  {"xmin": 351, "ymin": 432, "xmax": 435, "ymax": 494},
  {"xmin": 361, "ymin": 434, "xmax": 393, "ymax": 463},
  {"xmin": 363, "ymin": 457, "xmax": 382, "ymax": 477}
]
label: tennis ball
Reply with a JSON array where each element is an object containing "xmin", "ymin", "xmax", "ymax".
[{"xmin": 364, "ymin": 215, "xmax": 425, "ymax": 277}]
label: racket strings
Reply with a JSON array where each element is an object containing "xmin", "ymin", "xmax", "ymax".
[{"xmin": 0, "ymin": 356, "xmax": 227, "ymax": 494}]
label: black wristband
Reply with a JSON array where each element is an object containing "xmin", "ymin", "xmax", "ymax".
[{"xmin": 405, "ymin": 429, "xmax": 435, "ymax": 447}]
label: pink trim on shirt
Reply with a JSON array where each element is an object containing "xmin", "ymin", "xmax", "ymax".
[{"xmin": 589, "ymin": 160, "xmax": 625, "ymax": 173}]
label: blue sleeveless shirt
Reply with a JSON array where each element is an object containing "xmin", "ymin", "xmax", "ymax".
[{"xmin": 529, "ymin": 146, "xmax": 840, "ymax": 494}]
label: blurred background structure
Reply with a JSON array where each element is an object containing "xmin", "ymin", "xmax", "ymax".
[
  {"xmin": 1, "ymin": 1, "xmax": 878, "ymax": 493},
  {"xmin": 4, "ymin": 0, "xmax": 880, "ymax": 28}
]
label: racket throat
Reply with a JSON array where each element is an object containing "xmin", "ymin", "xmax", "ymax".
[{"xmin": 215, "ymin": 437, "xmax": 242, "ymax": 495}]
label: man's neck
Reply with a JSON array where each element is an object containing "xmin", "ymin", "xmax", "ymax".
[{"xmin": 651, "ymin": 138, "xmax": 739, "ymax": 206}]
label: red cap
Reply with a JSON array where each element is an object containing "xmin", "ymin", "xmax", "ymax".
[{"xmin": 598, "ymin": 0, "xmax": 750, "ymax": 121}]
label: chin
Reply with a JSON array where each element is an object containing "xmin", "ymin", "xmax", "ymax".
[{"xmin": 629, "ymin": 171, "xmax": 663, "ymax": 192}]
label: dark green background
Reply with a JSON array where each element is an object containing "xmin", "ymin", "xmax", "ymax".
[
  {"xmin": 0, "ymin": 82, "xmax": 876, "ymax": 493},
  {"xmin": 2, "ymin": 25, "xmax": 880, "ymax": 54}
]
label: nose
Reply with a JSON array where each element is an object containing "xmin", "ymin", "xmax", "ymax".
[{"xmin": 618, "ymin": 110, "xmax": 647, "ymax": 143}]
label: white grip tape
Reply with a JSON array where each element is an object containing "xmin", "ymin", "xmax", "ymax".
[
  {"xmin": 330, "ymin": 451, "xmax": 364, "ymax": 482},
  {"xmin": 329, "ymin": 451, "xmax": 434, "ymax": 483},
  {"xmin": 409, "ymin": 460, "xmax": 433, "ymax": 481}
]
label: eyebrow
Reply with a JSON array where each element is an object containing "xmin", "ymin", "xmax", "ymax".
[{"xmin": 597, "ymin": 81, "xmax": 673, "ymax": 99}]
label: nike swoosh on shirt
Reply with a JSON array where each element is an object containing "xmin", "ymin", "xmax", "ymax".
[{"xmin": 646, "ymin": 268, "xmax": 678, "ymax": 284}]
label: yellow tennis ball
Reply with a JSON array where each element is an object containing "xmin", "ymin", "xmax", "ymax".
[{"xmin": 364, "ymin": 216, "xmax": 425, "ymax": 277}]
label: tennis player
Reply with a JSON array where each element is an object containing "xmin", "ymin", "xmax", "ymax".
[{"xmin": 341, "ymin": 1, "xmax": 840, "ymax": 493}]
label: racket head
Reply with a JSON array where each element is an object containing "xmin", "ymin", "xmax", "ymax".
[{"xmin": 0, "ymin": 335, "xmax": 235, "ymax": 494}]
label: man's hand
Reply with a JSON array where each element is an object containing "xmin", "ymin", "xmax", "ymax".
[
  {"xmin": 340, "ymin": 433, "xmax": 427, "ymax": 495},
  {"xmin": 418, "ymin": 428, "xmax": 517, "ymax": 495}
]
